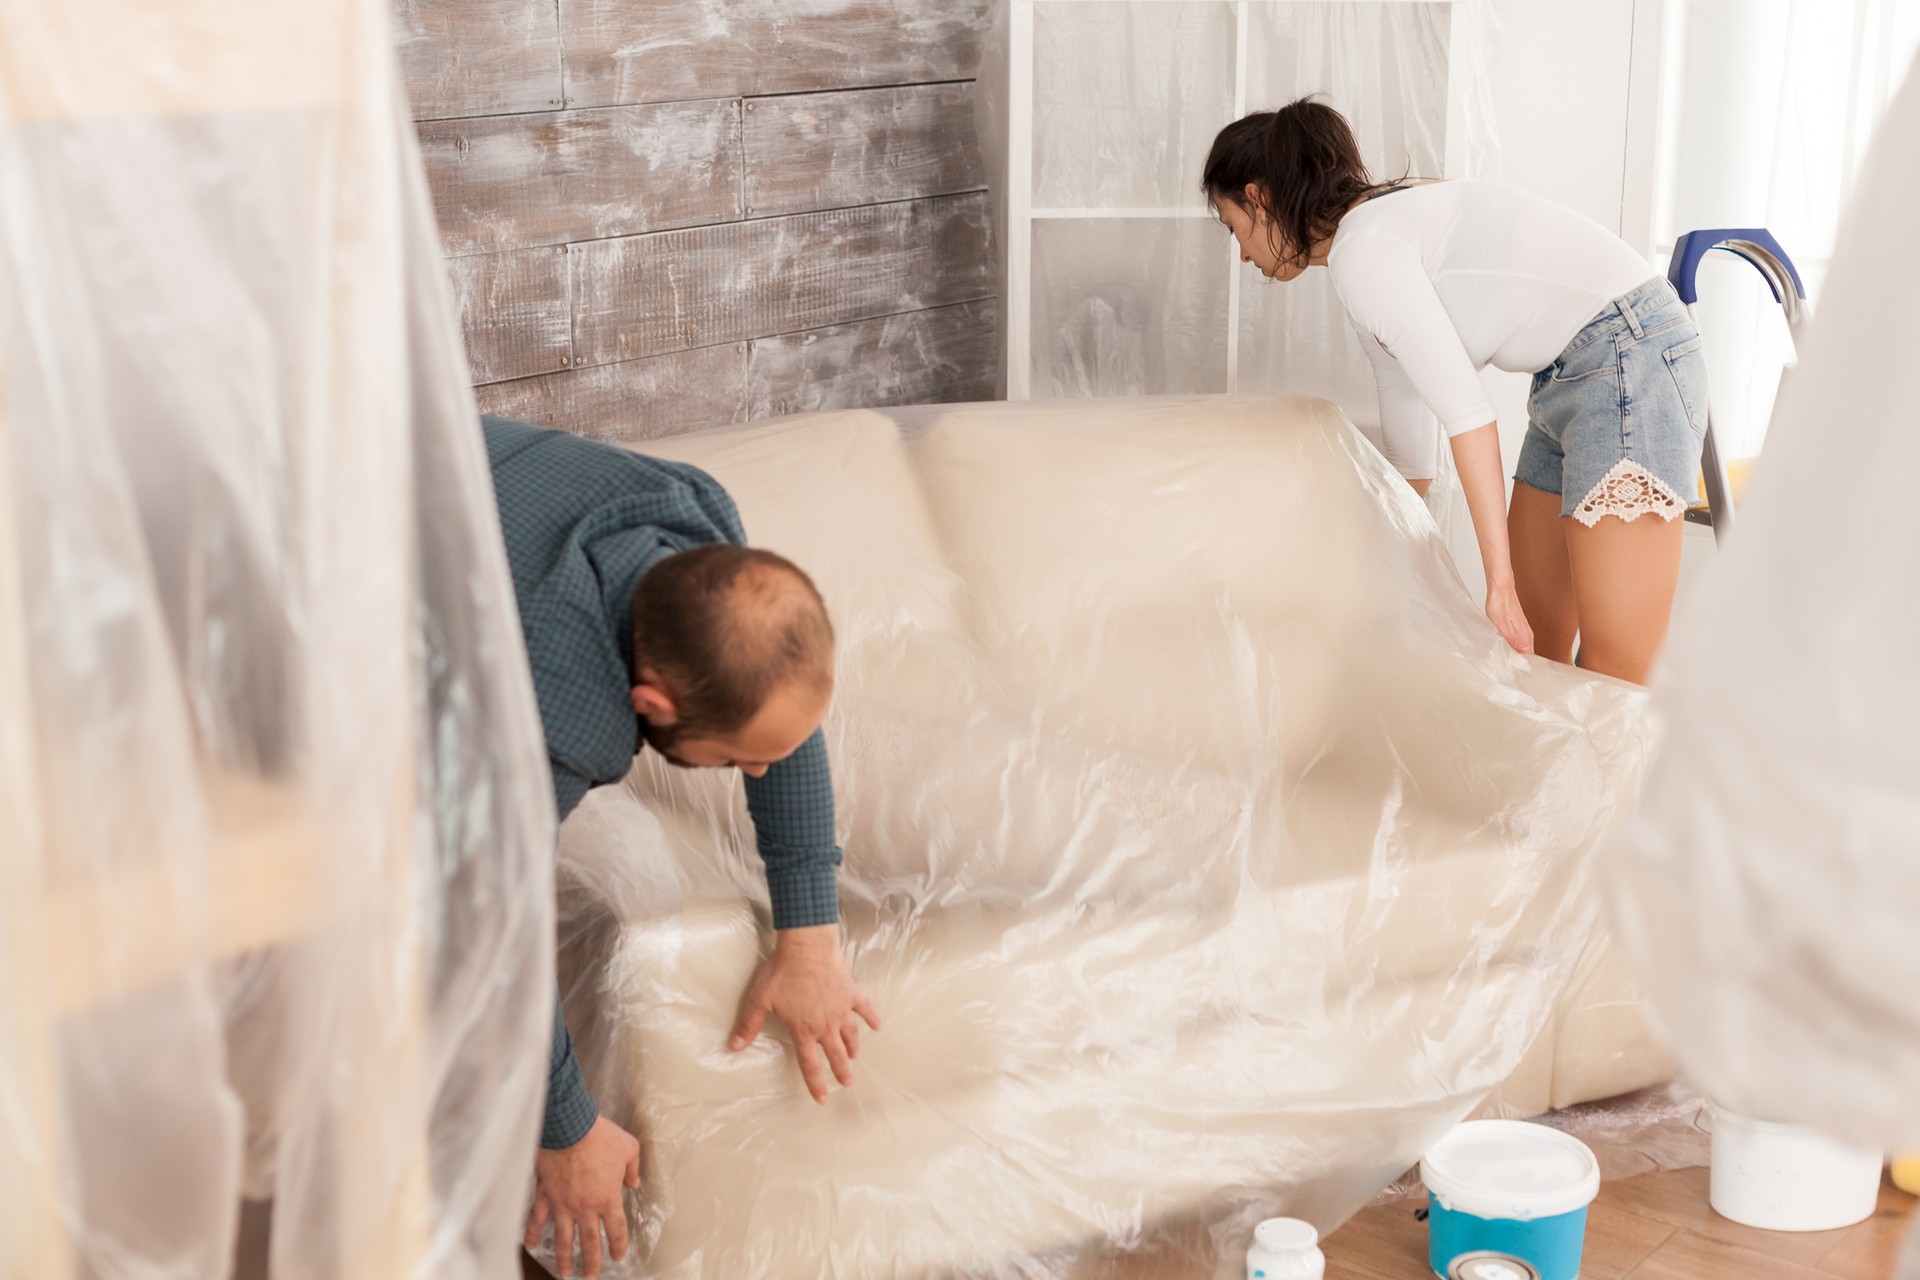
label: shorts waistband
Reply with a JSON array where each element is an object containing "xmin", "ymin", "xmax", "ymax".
[{"xmin": 1606, "ymin": 277, "xmax": 1683, "ymax": 339}]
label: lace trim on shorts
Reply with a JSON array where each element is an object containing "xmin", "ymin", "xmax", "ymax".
[{"xmin": 1572, "ymin": 458, "xmax": 1687, "ymax": 528}]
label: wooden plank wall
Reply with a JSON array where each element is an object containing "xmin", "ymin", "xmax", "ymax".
[{"xmin": 396, "ymin": 0, "xmax": 997, "ymax": 444}]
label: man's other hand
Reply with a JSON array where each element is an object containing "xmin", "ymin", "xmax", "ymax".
[
  {"xmin": 526, "ymin": 1115, "xmax": 641, "ymax": 1278},
  {"xmin": 729, "ymin": 922, "xmax": 882, "ymax": 1103}
]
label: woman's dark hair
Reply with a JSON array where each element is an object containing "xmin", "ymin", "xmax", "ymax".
[
  {"xmin": 1202, "ymin": 98, "xmax": 1395, "ymax": 268},
  {"xmin": 631, "ymin": 544, "xmax": 834, "ymax": 747}
]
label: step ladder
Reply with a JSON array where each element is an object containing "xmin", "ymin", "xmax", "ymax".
[{"xmin": 1665, "ymin": 228, "xmax": 1809, "ymax": 544}]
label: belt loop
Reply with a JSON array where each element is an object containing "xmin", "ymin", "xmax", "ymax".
[{"xmin": 1615, "ymin": 291, "xmax": 1646, "ymax": 339}]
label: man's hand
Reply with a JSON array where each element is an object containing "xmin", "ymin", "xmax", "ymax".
[
  {"xmin": 729, "ymin": 923, "xmax": 882, "ymax": 1103},
  {"xmin": 526, "ymin": 1116, "xmax": 641, "ymax": 1278}
]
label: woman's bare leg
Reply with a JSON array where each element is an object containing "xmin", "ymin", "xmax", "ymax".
[
  {"xmin": 1564, "ymin": 512, "xmax": 1685, "ymax": 683},
  {"xmin": 1507, "ymin": 481, "xmax": 1579, "ymax": 665}
]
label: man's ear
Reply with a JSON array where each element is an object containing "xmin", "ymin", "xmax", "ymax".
[{"xmin": 631, "ymin": 671, "xmax": 679, "ymax": 725}]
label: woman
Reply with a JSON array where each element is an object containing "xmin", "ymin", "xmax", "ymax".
[{"xmin": 1204, "ymin": 99, "xmax": 1709, "ymax": 683}]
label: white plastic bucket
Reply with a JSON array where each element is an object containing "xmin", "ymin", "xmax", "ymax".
[{"xmin": 1709, "ymin": 1105, "xmax": 1883, "ymax": 1231}]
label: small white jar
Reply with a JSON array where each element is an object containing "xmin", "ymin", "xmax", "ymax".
[{"xmin": 1246, "ymin": 1217, "xmax": 1325, "ymax": 1280}]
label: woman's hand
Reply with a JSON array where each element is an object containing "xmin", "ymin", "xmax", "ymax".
[
  {"xmin": 1485, "ymin": 577, "xmax": 1536, "ymax": 656},
  {"xmin": 1446, "ymin": 424, "xmax": 1534, "ymax": 657}
]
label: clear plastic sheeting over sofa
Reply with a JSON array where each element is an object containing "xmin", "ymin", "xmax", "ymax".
[
  {"xmin": 0, "ymin": 1, "xmax": 555, "ymax": 1276},
  {"xmin": 551, "ymin": 395, "xmax": 1671, "ymax": 1280}
]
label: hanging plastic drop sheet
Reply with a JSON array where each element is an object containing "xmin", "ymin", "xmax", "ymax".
[
  {"xmin": 550, "ymin": 393, "xmax": 1671, "ymax": 1280},
  {"xmin": 1607, "ymin": 54, "xmax": 1920, "ymax": 1155},
  {"xmin": 0, "ymin": 2, "xmax": 555, "ymax": 1276}
]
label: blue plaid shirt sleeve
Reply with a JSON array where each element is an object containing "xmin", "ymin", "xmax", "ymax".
[
  {"xmin": 744, "ymin": 728, "xmax": 843, "ymax": 929},
  {"xmin": 541, "ymin": 757, "xmax": 601, "ymax": 1149},
  {"xmin": 542, "ymin": 990, "xmax": 599, "ymax": 1148}
]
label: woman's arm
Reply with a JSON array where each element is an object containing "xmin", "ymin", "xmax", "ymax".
[
  {"xmin": 1332, "ymin": 234, "xmax": 1531, "ymax": 652},
  {"xmin": 1450, "ymin": 423, "xmax": 1534, "ymax": 655},
  {"xmin": 1350, "ymin": 321, "xmax": 1440, "ymax": 484}
]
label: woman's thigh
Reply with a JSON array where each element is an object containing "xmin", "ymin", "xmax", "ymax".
[
  {"xmin": 1565, "ymin": 511, "xmax": 1684, "ymax": 683},
  {"xmin": 1532, "ymin": 287, "xmax": 1707, "ymax": 681},
  {"xmin": 1507, "ymin": 479, "xmax": 1577, "ymax": 665}
]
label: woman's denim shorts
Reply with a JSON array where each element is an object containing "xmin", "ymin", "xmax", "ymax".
[{"xmin": 1515, "ymin": 278, "xmax": 1710, "ymax": 526}]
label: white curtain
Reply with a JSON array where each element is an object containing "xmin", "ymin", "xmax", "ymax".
[{"xmin": 1652, "ymin": 0, "xmax": 1920, "ymax": 458}]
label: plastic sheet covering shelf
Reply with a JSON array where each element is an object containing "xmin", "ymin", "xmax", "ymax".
[
  {"xmin": 0, "ymin": 2, "xmax": 555, "ymax": 1278},
  {"xmin": 550, "ymin": 394, "xmax": 1670, "ymax": 1280}
]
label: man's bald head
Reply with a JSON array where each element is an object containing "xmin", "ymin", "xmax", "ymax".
[{"xmin": 630, "ymin": 546, "xmax": 835, "ymax": 760}]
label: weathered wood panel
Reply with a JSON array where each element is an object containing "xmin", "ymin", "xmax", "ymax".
[
  {"xmin": 571, "ymin": 192, "xmax": 993, "ymax": 367},
  {"xmin": 474, "ymin": 344, "xmax": 749, "ymax": 443},
  {"xmin": 396, "ymin": 0, "xmax": 563, "ymax": 120},
  {"xmin": 401, "ymin": 0, "xmax": 1003, "ymax": 430},
  {"xmin": 743, "ymin": 84, "xmax": 984, "ymax": 219},
  {"xmin": 560, "ymin": 0, "xmax": 989, "ymax": 109},
  {"xmin": 419, "ymin": 101, "xmax": 744, "ymax": 255},
  {"xmin": 743, "ymin": 300, "xmax": 998, "ymax": 418},
  {"xmin": 447, "ymin": 247, "xmax": 572, "ymax": 385}
]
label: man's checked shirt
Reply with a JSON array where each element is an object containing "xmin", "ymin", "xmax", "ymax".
[{"xmin": 484, "ymin": 414, "xmax": 842, "ymax": 1148}]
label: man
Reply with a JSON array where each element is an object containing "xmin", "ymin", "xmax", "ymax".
[{"xmin": 483, "ymin": 415, "xmax": 880, "ymax": 1278}]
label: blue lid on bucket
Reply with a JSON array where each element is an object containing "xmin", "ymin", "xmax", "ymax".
[{"xmin": 1420, "ymin": 1121, "xmax": 1600, "ymax": 1221}]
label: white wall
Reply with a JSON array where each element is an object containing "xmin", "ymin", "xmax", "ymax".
[
  {"xmin": 1486, "ymin": 0, "xmax": 1638, "ymax": 231},
  {"xmin": 1450, "ymin": 0, "xmax": 1721, "ymax": 613},
  {"xmin": 1485, "ymin": 0, "xmax": 1642, "ymax": 476},
  {"xmin": 1437, "ymin": 0, "xmax": 1646, "ymax": 597}
]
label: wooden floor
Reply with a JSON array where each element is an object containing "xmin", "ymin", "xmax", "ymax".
[
  {"xmin": 1324, "ymin": 1167, "xmax": 1917, "ymax": 1280},
  {"xmin": 517, "ymin": 1167, "xmax": 1915, "ymax": 1279}
]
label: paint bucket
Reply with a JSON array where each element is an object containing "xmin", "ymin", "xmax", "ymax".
[
  {"xmin": 1419, "ymin": 1120, "xmax": 1600, "ymax": 1280},
  {"xmin": 1708, "ymin": 1105, "xmax": 1882, "ymax": 1231}
]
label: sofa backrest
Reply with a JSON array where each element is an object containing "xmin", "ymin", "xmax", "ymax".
[{"xmin": 633, "ymin": 409, "xmax": 967, "ymax": 671}]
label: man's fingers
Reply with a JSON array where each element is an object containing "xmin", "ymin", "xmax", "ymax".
[
  {"xmin": 794, "ymin": 1035, "xmax": 831, "ymax": 1104},
  {"xmin": 822, "ymin": 1030, "xmax": 855, "ymax": 1088},
  {"xmin": 841, "ymin": 1020, "xmax": 861, "ymax": 1060},
  {"xmin": 625, "ymin": 1148, "xmax": 641, "ymax": 1190},
  {"xmin": 553, "ymin": 1213, "xmax": 576, "ymax": 1279},
  {"xmin": 854, "ymin": 994, "xmax": 882, "ymax": 1031},
  {"xmin": 606, "ymin": 1197, "xmax": 631, "ymax": 1262},
  {"xmin": 730, "ymin": 999, "xmax": 770, "ymax": 1051},
  {"xmin": 581, "ymin": 1213, "xmax": 604, "ymax": 1279},
  {"xmin": 523, "ymin": 1197, "xmax": 552, "ymax": 1253}
]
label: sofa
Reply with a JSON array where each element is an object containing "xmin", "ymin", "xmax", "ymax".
[{"xmin": 549, "ymin": 395, "xmax": 1669, "ymax": 1280}]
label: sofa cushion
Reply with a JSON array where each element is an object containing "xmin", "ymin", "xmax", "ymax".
[{"xmin": 571, "ymin": 886, "xmax": 1579, "ymax": 1280}]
